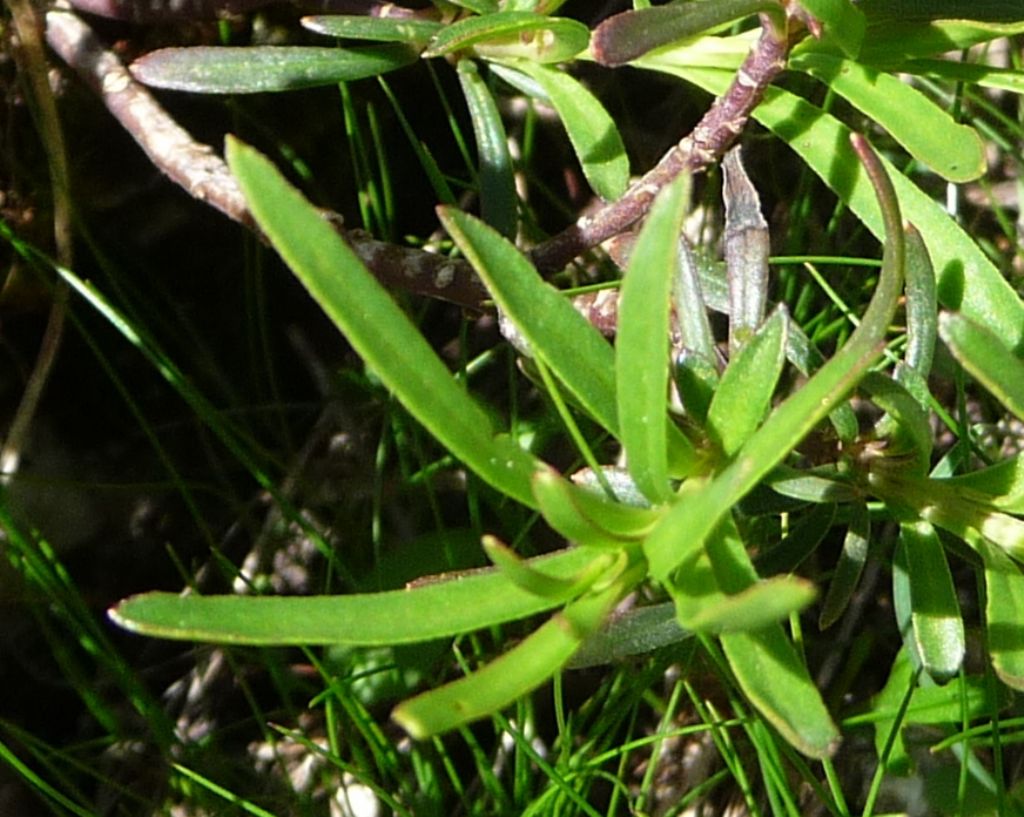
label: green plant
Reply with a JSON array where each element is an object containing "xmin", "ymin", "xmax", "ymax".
[
  {"xmin": 97, "ymin": 0, "xmax": 1024, "ymax": 759},
  {"xmin": 10, "ymin": 0, "xmax": 1024, "ymax": 811}
]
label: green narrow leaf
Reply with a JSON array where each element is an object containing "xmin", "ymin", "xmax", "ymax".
[
  {"xmin": 790, "ymin": 51, "xmax": 985, "ymax": 183},
  {"xmin": 899, "ymin": 521, "xmax": 965, "ymax": 681},
  {"xmin": 590, "ymin": 0, "xmax": 779, "ymax": 67},
  {"xmin": 819, "ymin": 500, "xmax": 870, "ymax": 629},
  {"xmin": 939, "ymin": 311, "xmax": 1024, "ymax": 422},
  {"xmin": 706, "ymin": 307, "xmax": 787, "ymax": 458},
  {"xmin": 391, "ymin": 570, "xmax": 631, "ymax": 737},
  {"xmin": 301, "ymin": 15, "xmax": 442, "ymax": 46},
  {"xmin": 684, "ymin": 577, "xmax": 818, "ymax": 633},
  {"xmin": 568, "ymin": 601, "xmax": 691, "ymax": 668},
  {"xmin": 458, "ymin": 60, "xmax": 518, "ymax": 239},
  {"xmin": 797, "ymin": 0, "xmax": 865, "ymax": 57},
  {"xmin": 674, "ymin": 238, "xmax": 717, "ymax": 365},
  {"xmin": 502, "ymin": 60, "xmax": 629, "ymax": 200},
  {"xmin": 755, "ymin": 502, "xmax": 837, "ymax": 577},
  {"xmin": 534, "ymin": 468, "xmax": 660, "ymax": 540},
  {"xmin": 482, "ymin": 535, "xmax": 615, "ymax": 598},
  {"xmin": 532, "ymin": 469, "xmax": 636, "ymax": 548},
  {"xmin": 130, "ymin": 45, "xmax": 416, "ymax": 93},
  {"xmin": 979, "ymin": 539, "xmax": 1024, "ymax": 689},
  {"xmin": 424, "ymin": 11, "xmax": 588, "ymax": 62},
  {"xmin": 721, "ymin": 626, "xmax": 840, "ymax": 758},
  {"xmin": 438, "ymin": 206, "xmax": 618, "ymax": 434},
  {"xmin": 225, "ymin": 139, "xmax": 539, "ymax": 507},
  {"xmin": 617, "ymin": 177, "xmax": 689, "ymax": 503},
  {"xmin": 901, "ymin": 225, "xmax": 938, "ymax": 382},
  {"xmin": 109, "ymin": 547, "xmax": 601, "ymax": 645},
  {"xmin": 938, "ymin": 452, "xmax": 1024, "ymax": 514}
]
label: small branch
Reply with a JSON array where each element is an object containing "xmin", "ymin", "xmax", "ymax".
[
  {"xmin": 44, "ymin": 9, "xmax": 490, "ymax": 309},
  {"xmin": 529, "ymin": 13, "xmax": 794, "ymax": 274}
]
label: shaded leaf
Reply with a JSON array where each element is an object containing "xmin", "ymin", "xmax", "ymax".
[
  {"xmin": 131, "ymin": 45, "xmax": 416, "ymax": 93},
  {"xmin": 301, "ymin": 15, "xmax": 441, "ymax": 46},
  {"xmin": 424, "ymin": 11, "xmax": 588, "ymax": 63},
  {"xmin": 939, "ymin": 311, "xmax": 1024, "ymax": 422},
  {"xmin": 458, "ymin": 60, "xmax": 518, "ymax": 238}
]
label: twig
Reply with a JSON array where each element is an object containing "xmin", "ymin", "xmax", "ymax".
[
  {"xmin": 44, "ymin": 8, "xmax": 491, "ymax": 309},
  {"xmin": 528, "ymin": 13, "xmax": 794, "ymax": 274}
]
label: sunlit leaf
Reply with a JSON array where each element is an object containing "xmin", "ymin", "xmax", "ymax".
[
  {"xmin": 899, "ymin": 521, "xmax": 965, "ymax": 682},
  {"xmin": 110, "ymin": 547, "xmax": 600, "ymax": 645},
  {"xmin": 301, "ymin": 15, "xmax": 441, "ymax": 46},
  {"xmin": 501, "ymin": 60, "xmax": 629, "ymax": 200},
  {"xmin": 939, "ymin": 311, "xmax": 1024, "ymax": 422},
  {"xmin": 424, "ymin": 11, "xmax": 588, "ymax": 63},
  {"xmin": 721, "ymin": 626, "xmax": 840, "ymax": 758},
  {"xmin": 790, "ymin": 51, "xmax": 985, "ymax": 183},
  {"xmin": 225, "ymin": 139, "xmax": 540, "ymax": 506},
  {"xmin": 617, "ymin": 177, "xmax": 689, "ymax": 503},
  {"xmin": 706, "ymin": 307, "xmax": 787, "ymax": 458}
]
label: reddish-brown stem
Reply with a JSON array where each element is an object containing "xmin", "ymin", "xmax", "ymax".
[
  {"xmin": 528, "ymin": 13, "xmax": 793, "ymax": 274},
  {"xmin": 44, "ymin": 9, "xmax": 490, "ymax": 309}
]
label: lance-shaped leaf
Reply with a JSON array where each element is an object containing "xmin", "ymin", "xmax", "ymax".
[
  {"xmin": 797, "ymin": 0, "xmax": 866, "ymax": 57},
  {"xmin": 568, "ymin": 602, "xmax": 691, "ymax": 668},
  {"xmin": 819, "ymin": 500, "xmax": 870, "ymax": 629},
  {"xmin": 721, "ymin": 626, "xmax": 840, "ymax": 758},
  {"xmin": 131, "ymin": 45, "xmax": 416, "ymax": 93},
  {"xmin": 482, "ymin": 535, "xmax": 616, "ymax": 598},
  {"xmin": 617, "ymin": 177, "xmax": 689, "ymax": 503},
  {"xmin": 671, "ymin": 516, "xmax": 837, "ymax": 756},
  {"xmin": 790, "ymin": 51, "xmax": 985, "ymax": 183},
  {"xmin": 424, "ymin": 11, "xmax": 588, "ymax": 63},
  {"xmin": 225, "ymin": 139, "xmax": 539, "ymax": 507},
  {"xmin": 900, "ymin": 226, "xmax": 938, "ymax": 382},
  {"xmin": 590, "ymin": 0, "xmax": 779, "ymax": 67},
  {"xmin": 899, "ymin": 521, "xmax": 965, "ymax": 682},
  {"xmin": 979, "ymin": 539, "xmax": 1024, "ymax": 690},
  {"xmin": 301, "ymin": 15, "xmax": 442, "ymax": 46},
  {"xmin": 439, "ymin": 207, "xmax": 616, "ymax": 433},
  {"xmin": 645, "ymin": 135, "xmax": 904, "ymax": 580},
  {"xmin": 458, "ymin": 60, "xmax": 518, "ymax": 239},
  {"xmin": 392, "ymin": 561, "xmax": 638, "ymax": 737},
  {"xmin": 939, "ymin": 311, "xmax": 1024, "ymax": 422},
  {"xmin": 439, "ymin": 206, "xmax": 698, "ymax": 474},
  {"xmin": 533, "ymin": 468, "xmax": 660, "ymax": 542},
  {"xmin": 706, "ymin": 307, "xmax": 787, "ymax": 459},
  {"xmin": 110, "ymin": 546, "xmax": 601, "ymax": 645},
  {"xmin": 500, "ymin": 59, "xmax": 629, "ymax": 201}
]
